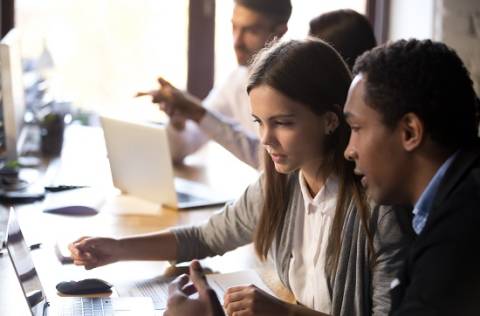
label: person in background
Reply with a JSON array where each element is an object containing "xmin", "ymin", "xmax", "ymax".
[
  {"xmin": 141, "ymin": 8, "xmax": 377, "ymax": 171},
  {"xmin": 70, "ymin": 39, "xmax": 412, "ymax": 316},
  {"xmin": 137, "ymin": 0, "xmax": 292, "ymax": 169},
  {"xmin": 343, "ymin": 39, "xmax": 480, "ymax": 315},
  {"xmin": 308, "ymin": 9, "xmax": 377, "ymax": 71}
]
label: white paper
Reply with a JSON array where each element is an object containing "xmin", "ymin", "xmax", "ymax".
[{"xmin": 206, "ymin": 270, "xmax": 277, "ymax": 305}]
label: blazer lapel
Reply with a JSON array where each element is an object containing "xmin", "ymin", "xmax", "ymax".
[{"xmin": 430, "ymin": 141, "xmax": 480, "ymax": 219}]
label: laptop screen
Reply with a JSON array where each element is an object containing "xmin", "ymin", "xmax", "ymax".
[{"xmin": 6, "ymin": 209, "xmax": 48, "ymax": 316}]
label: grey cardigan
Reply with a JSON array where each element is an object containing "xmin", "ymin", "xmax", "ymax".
[{"xmin": 171, "ymin": 173, "xmax": 412, "ymax": 316}]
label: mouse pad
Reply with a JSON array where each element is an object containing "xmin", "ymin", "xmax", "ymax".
[
  {"xmin": 43, "ymin": 187, "xmax": 104, "ymax": 216},
  {"xmin": 44, "ymin": 205, "xmax": 98, "ymax": 216}
]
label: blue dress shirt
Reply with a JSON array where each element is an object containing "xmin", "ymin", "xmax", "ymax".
[{"xmin": 412, "ymin": 152, "xmax": 458, "ymax": 234}]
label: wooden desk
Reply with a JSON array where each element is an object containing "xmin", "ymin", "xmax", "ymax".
[{"xmin": 0, "ymin": 124, "xmax": 292, "ymax": 315}]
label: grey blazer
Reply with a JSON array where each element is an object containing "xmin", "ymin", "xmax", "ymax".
[{"xmin": 171, "ymin": 173, "xmax": 412, "ymax": 316}]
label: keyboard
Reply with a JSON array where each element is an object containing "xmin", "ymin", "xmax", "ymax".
[
  {"xmin": 60, "ymin": 297, "xmax": 113, "ymax": 316},
  {"xmin": 116, "ymin": 278, "xmax": 174, "ymax": 310}
]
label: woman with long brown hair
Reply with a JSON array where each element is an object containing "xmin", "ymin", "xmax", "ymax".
[{"xmin": 69, "ymin": 39, "xmax": 411, "ymax": 316}]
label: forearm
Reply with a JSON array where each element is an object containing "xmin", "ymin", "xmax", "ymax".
[
  {"xmin": 187, "ymin": 99, "xmax": 206, "ymax": 123},
  {"xmin": 116, "ymin": 231, "xmax": 177, "ymax": 261},
  {"xmin": 198, "ymin": 111, "xmax": 260, "ymax": 169},
  {"xmin": 173, "ymin": 93, "xmax": 206, "ymax": 123}
]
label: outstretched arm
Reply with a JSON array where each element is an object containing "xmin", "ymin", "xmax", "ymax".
[{"xmin": 68, "ymin": 231, "xmax": 177, "ymax": 270}]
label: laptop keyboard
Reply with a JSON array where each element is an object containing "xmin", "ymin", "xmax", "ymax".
[
  {"xmin": 60, "ymin": 297, "xmax": 113, "ymax": 316},
  {"xmin": 133, "ymin": 281, "xmax": 169, "ymax": 308},
  {"xmin": 116, "ymin": 278, "xmax": 173, "ymax": 310}
]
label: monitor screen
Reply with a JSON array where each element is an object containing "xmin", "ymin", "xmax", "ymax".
[{"xmin": 0, "ymin": 28, "xmax": 27, "ymax": 163}]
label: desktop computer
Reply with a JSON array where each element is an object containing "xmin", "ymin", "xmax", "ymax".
[{"xmin": 0, "ymin": 28, "xmax": 45, "ymax": 202}]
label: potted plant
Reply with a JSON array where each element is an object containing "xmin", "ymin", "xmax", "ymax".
[{"xmin": 39, "ymin": 111, "xmax": 65, "ymax": 156}]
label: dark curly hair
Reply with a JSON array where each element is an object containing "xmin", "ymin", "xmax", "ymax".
[{"xmin": 353, "ymin": 39, "xmax": 478, "ymax": 150}]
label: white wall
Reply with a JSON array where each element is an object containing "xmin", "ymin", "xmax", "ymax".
[
  {"xmin": 440, "ymin": 0, "xmax": 480, "ymax": 95},
  {"xmin": 389, "ymin": 0, "xmax": 480, "ymax": 95},
  {"xmin": 389, "ymin": 0, "xmax": 436, "ymax": 41}
]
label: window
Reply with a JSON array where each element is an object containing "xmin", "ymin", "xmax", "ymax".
[
  {"xmin": 286, "ymin": 0, "xmax": 367, "ymax": 40},
  {"xmin": 17, "ymin": 0, "xmax": 188, "ymax": 116}
]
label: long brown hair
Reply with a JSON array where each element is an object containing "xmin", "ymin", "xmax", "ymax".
[{"xmin": 247, "ymin": 39, "xmax": 373, "ymax": 278}]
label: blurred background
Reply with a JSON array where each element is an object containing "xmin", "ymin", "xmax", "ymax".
[{"xmin": 2, "ymin": 0, "xmax": 479, "ymax": 118}]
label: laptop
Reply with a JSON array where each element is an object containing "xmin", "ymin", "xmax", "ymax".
[
  {"xmin": 5, "ymin": 208, "xmax": 155, "ymax": 316},
  {"xmin": 100, "ymin": 115, "xmax": 232, "ymax": 210}
]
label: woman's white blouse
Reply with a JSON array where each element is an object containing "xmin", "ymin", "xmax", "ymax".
[{"xmin": 288, "ymin": 172, "xmax": 339, "ymax": 313}]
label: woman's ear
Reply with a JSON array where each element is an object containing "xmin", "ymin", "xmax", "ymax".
[{"xmin": 324, "ymin": 111, "xmax": 340, "ymax": 135}]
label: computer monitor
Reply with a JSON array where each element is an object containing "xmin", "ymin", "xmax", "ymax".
[
  {"xmin": 0, "ymin": 28, "xmax": 45, "ymax": 201},
  {"xmin": 0, "ymin": 27, "xmax": 27, "ymax": 163}
]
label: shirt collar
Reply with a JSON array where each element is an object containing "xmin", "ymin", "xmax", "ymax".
[
  {"xmin": 298, "ymin": 171, "xmax": 338, "ymax": 216},
  {"xmin": 412, "ymin": 151, "xmax": 458, "ymax": 234}
]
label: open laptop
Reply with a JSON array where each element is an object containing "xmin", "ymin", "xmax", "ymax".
[
  {"xmin": 100, "ymin": 115, "xmax": 232, "ymax": 210},
  {"xmin": 5, "ymin": 208, "xmax": 155, "ymax": 316}
]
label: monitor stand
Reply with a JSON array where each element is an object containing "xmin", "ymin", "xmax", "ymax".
[{"xmin": 0, "ymin": 167, "xmax": 45, "ymax": 203}]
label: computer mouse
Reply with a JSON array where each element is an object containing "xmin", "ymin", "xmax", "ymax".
[
  {"xmin": 44, "ymin": 205, "xmax": 98, "ymax": 216},
  {"xmin": 56, "ymin": 278, "xmax": 113, "ymax": 295}
]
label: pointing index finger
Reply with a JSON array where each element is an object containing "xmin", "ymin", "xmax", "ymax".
[{"xmin": 135, "ymin": 90, "xmax": 156, "ymax": 98}]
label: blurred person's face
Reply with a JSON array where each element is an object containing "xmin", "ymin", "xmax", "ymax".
[
  {"xmin": 250, "ymin": 85, "xmax": 334, "ymax": 175},
  {"xmin": 344, "ymin": 75, "xmax": 411, "ymax": 205},
  {"xmin": 231, "ymin": 4, "xmax": 286, "ymax": 66}
]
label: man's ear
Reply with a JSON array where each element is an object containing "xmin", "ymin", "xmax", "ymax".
[
  {"xmin": 399, "ymin": 113, "xmax": 424, "ymax": 152},
  {"xmin": 273, "ymin": 24, "xmax": 288, "ymax": 38}
]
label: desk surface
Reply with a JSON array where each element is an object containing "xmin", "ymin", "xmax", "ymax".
[{"xmin": 0, "ymin": 124, "xmax": 292, "ymax": 316}]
